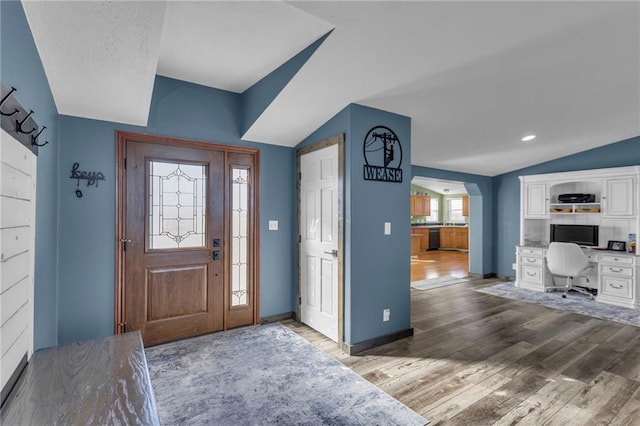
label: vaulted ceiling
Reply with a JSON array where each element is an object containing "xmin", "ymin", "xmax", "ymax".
[{"xmin": 22, "ymin": 1, "xmax": 640, "ymax": 176}]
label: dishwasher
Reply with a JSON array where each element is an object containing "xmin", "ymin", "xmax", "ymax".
[{"xmin": 428, "ymin": 228, "xmax": 440, "ymax": 250}]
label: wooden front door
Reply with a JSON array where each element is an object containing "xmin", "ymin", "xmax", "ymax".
[{"xmin": 116, "ymin": 132, "xmax": 258, "ymax": 346}]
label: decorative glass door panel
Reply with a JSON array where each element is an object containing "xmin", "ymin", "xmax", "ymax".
[
  {"xmin": 231, "ymin": 168, "xmax": 249, "ymax": 306},
  {"xmin": 149, "ymin": 161, "xmax": 206, "ymax": 250}
]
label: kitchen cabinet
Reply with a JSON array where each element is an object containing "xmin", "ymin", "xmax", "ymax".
[
  {"xmin": 454, "ymin": 227, "xmax": 468, "ymax": 250},
  {"xmin": 439, "ymin": 227, "xmax": 467, "ymax": 250},
  {"xmin": 410, "ymin": 227, "xmax": 430, "ymax": 251},
  {"xmin": 420, "ymin": 229, "xmax": 429, "ymax": 250},
  {"xmin": 411, "ymin": 234, "xmax": 421, "ymax": 256},
  {"xmin": 440, "ymin": 228, "xmax": 454, "ymax": 248},
  {"xmin": 462, "ymin": 195, "xmax": 469, "ymax": 216},
  {"xmin": 411, "ymin": 195, "xmax": 431, "ymax": 216}
]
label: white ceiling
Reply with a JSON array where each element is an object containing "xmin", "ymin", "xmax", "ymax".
[
  {"xmin": 22, "ymin": 1, "xmax": 167, "ymax": 126},
  {"xmin": 156, "ymin": 1, "xmax": 333, "ymax": 92},
  {"xmin": 21, "ymin": 1, "xmax": 640, "ymax": 176}
]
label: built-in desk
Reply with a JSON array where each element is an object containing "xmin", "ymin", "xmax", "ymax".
[{"xmin": 516, "ymin": 245, "xmax": 639, "ymax": 309}]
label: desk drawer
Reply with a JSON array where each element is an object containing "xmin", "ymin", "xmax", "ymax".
[
  {"xmin": 521, "ymin": 256, "xmax": 544, "ymax": 266},
  {"xmin": 601, "ymin": 276, "xmax": 633, "ymax": 299},
  {"xmin": 520, "ymin": 265, "xmax": 543, "ymax": 284},
  {"xmin": 599, "ymin": 255, "xmax": 634, "ymax": 265},
  {"xmin": 600, "ymin": 264, "xmax": 633, "ymax": 278},
  {"xmin": 520, "ymin": 247, "xmax": 544, "ymax": 257}
]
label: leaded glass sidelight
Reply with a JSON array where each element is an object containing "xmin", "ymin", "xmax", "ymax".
[
  {"xmin": 231, "ymin": 168, "xmax": 249, "ymax": 306},
  {"xmin": 149, "ymin": 161, "xmax": 206, "ymax": 249}
]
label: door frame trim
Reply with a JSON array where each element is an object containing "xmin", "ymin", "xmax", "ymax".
[
  {"xmin": 296, "ymin": 133, "xmax": 345, "ymax": 346},
  {"xmin": 115, "ymin": 130, "xmax": 260, "ymax": 335}
]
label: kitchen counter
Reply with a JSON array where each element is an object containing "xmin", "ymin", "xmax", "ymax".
[{"xmin": 411, "ymin": 225, "xmax": 468, "ymax": 228}]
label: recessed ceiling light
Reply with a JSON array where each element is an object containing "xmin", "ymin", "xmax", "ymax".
[{"xmin": 522, "ymin": 134, "xmax": 536, "ymax": 142}]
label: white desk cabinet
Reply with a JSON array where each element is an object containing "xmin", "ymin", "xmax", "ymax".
[
  {"xmin": 516, "ymin": 246, "xmax": 639, "ymax": 308},
  {"xmin": 516, "ymin": 246, "xmax": 553, "ymax": 291},
  {"xmin": 597, "ymin": 254, "xmax": 638, "ymax": 308},
  {"xmin": 517, "ymin": 165, "xmax": 640, "ymax": 309},
  {"xmin": 603, "ymin": 177, "xmax": 636, "ymax": 218},
  {"xmin": 523, "ymin": 183, "xmax": 549, "ymax": 219}
]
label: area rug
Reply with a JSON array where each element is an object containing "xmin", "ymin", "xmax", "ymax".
[
  {"xmin": 145, "ymin": 323, "xmax": 427, "ymax": 425},
  {"xmin": 477, "ymin": 282, "xmax": 640, "ymax": 327},
  {"xmin": 411, "ymin": 275, "xmax": 471, "ymax": 290}
]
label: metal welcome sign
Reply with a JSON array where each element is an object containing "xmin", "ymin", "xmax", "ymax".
[{"xmin": 362, "ymin": 125, "xmax": 403, "ymax": 183}]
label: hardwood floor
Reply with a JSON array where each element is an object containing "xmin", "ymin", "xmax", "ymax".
[
  {"xmin": 411, "ymin": 250, "xmax": 469, "ymax": 281},
  {"xmin": 284, "ymin": 275, "xmax": 640, "ymax": 424}
]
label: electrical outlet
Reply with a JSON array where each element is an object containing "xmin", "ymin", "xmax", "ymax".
[
  {"xmin": 383, "ymin": 308, "xmax": 390, "ymax": 322},
  {"xmin": 512, "ymin": 263, "xmax": 517, "ymax": 270},
  {"xmin": 268, "ymin": 220, "xmax": 278, "ymax": 231}
]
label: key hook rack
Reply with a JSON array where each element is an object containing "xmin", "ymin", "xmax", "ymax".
[
  {"xmin": 0, "ymin": 83, "xmax": 52, "ymax": 153},
  {"xmin": 0, "ymin": 86, "xmax": 19, "ymax": 117}
]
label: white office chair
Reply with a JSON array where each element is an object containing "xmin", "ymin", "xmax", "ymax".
[{"xmin": 545, "ymin": 242, "xmax": 594, "ymax": 299}]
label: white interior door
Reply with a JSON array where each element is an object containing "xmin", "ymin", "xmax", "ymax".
[{"xmin": 300, "ymin": 144, "xmax": 339, "ymax": 342}]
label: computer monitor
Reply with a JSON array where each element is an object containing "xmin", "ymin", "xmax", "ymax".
[{"xmin": 550, "ymin": 224, "xmax": 599, "ymax": 246}]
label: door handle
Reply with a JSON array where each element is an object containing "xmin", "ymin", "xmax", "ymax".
[
  {"xmin": 324, "ymin": 249, "xmax": 338, "ymax": 257},
  {"xmin": 212, "ymin": 251, "xmax": 221, "ymax": 260}
]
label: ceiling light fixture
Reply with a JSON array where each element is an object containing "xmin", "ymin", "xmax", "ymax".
[{"xmin": 521, "ymin": 134, "xmax": 536, "ymax": 142}]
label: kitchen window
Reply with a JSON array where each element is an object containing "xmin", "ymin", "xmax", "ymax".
[
  {"xmin": 426, "ymin": 198, "xmax": 439, "ymax": 221},
  {"xmin": 447, "ymin": 198, "xmax": 464, "ymax": 222}
]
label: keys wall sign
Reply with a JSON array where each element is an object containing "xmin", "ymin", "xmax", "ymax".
[{"xmin": 70, "ymin": 162, "xmax": 105, "ymax": 197}]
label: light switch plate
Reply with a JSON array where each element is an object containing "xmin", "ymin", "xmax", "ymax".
[
  {"xmin": 268, "ymin": 220, "xmax": 278, "ymax": 231},
  {"xmin": 384, "ymin": 222, "xmax": 391, "ymax": 235}
]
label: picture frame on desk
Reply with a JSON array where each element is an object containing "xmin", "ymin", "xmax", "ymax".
[{"xmin": 607, "ymin": 240, "xmax": 626, "ymax": 252}]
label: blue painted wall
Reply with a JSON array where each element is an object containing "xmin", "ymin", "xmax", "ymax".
[
  {"xmin": 57, "ymin": 76, "xmax": 295, "ymax": 344},
  {"xmin": 493, "ymin": 136, "xmax": 640, "ymax": 278},
  {"xmin": 349, "ymin": 105, "xmax": 412, "ymax": 345},
  {"xmin": 1, "ymin": 0, "xmax": 60, "ymax": 349},
  {"xmin": 411, "ymin": 166, "xmax": 494, "ymax": 276},
  {"xmin": 297, "ymin": 104, "xmax": 412, "ymax": 345}
]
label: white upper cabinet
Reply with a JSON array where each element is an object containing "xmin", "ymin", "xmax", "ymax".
[
  {"xmin": 603, "ymin": 177, "xmax": 636, "ymax": 218},
  {"xmin": 519, "ymin": 165, "xmax": 639, "ymax": 249},
  {"xmin": 524, "ymin": 183, "xmax": 548, "ymax": 219}
]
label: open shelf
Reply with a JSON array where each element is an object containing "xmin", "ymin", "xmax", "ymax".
[{"xmin": 549, "ymin": 202, "xmax": 601, "ymax": 214}]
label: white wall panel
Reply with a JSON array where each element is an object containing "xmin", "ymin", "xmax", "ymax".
[
  {"xmin": 0, "ymin": 227, "xmax": 30, "ymax": 261},
  {"xmin": 1, "ymin": 277, "xmax": 29, "ymax": 326},
  {"xmin": 1, "ymin": 163, "xmax": 32, "ymax": 200},
  {"xmin": 1, "ymin": 128, "xmax": 36, "ymax": 395},
  {"xmin": 0, "ymin": 251, "xmax": 29, "ymax": 293}
]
